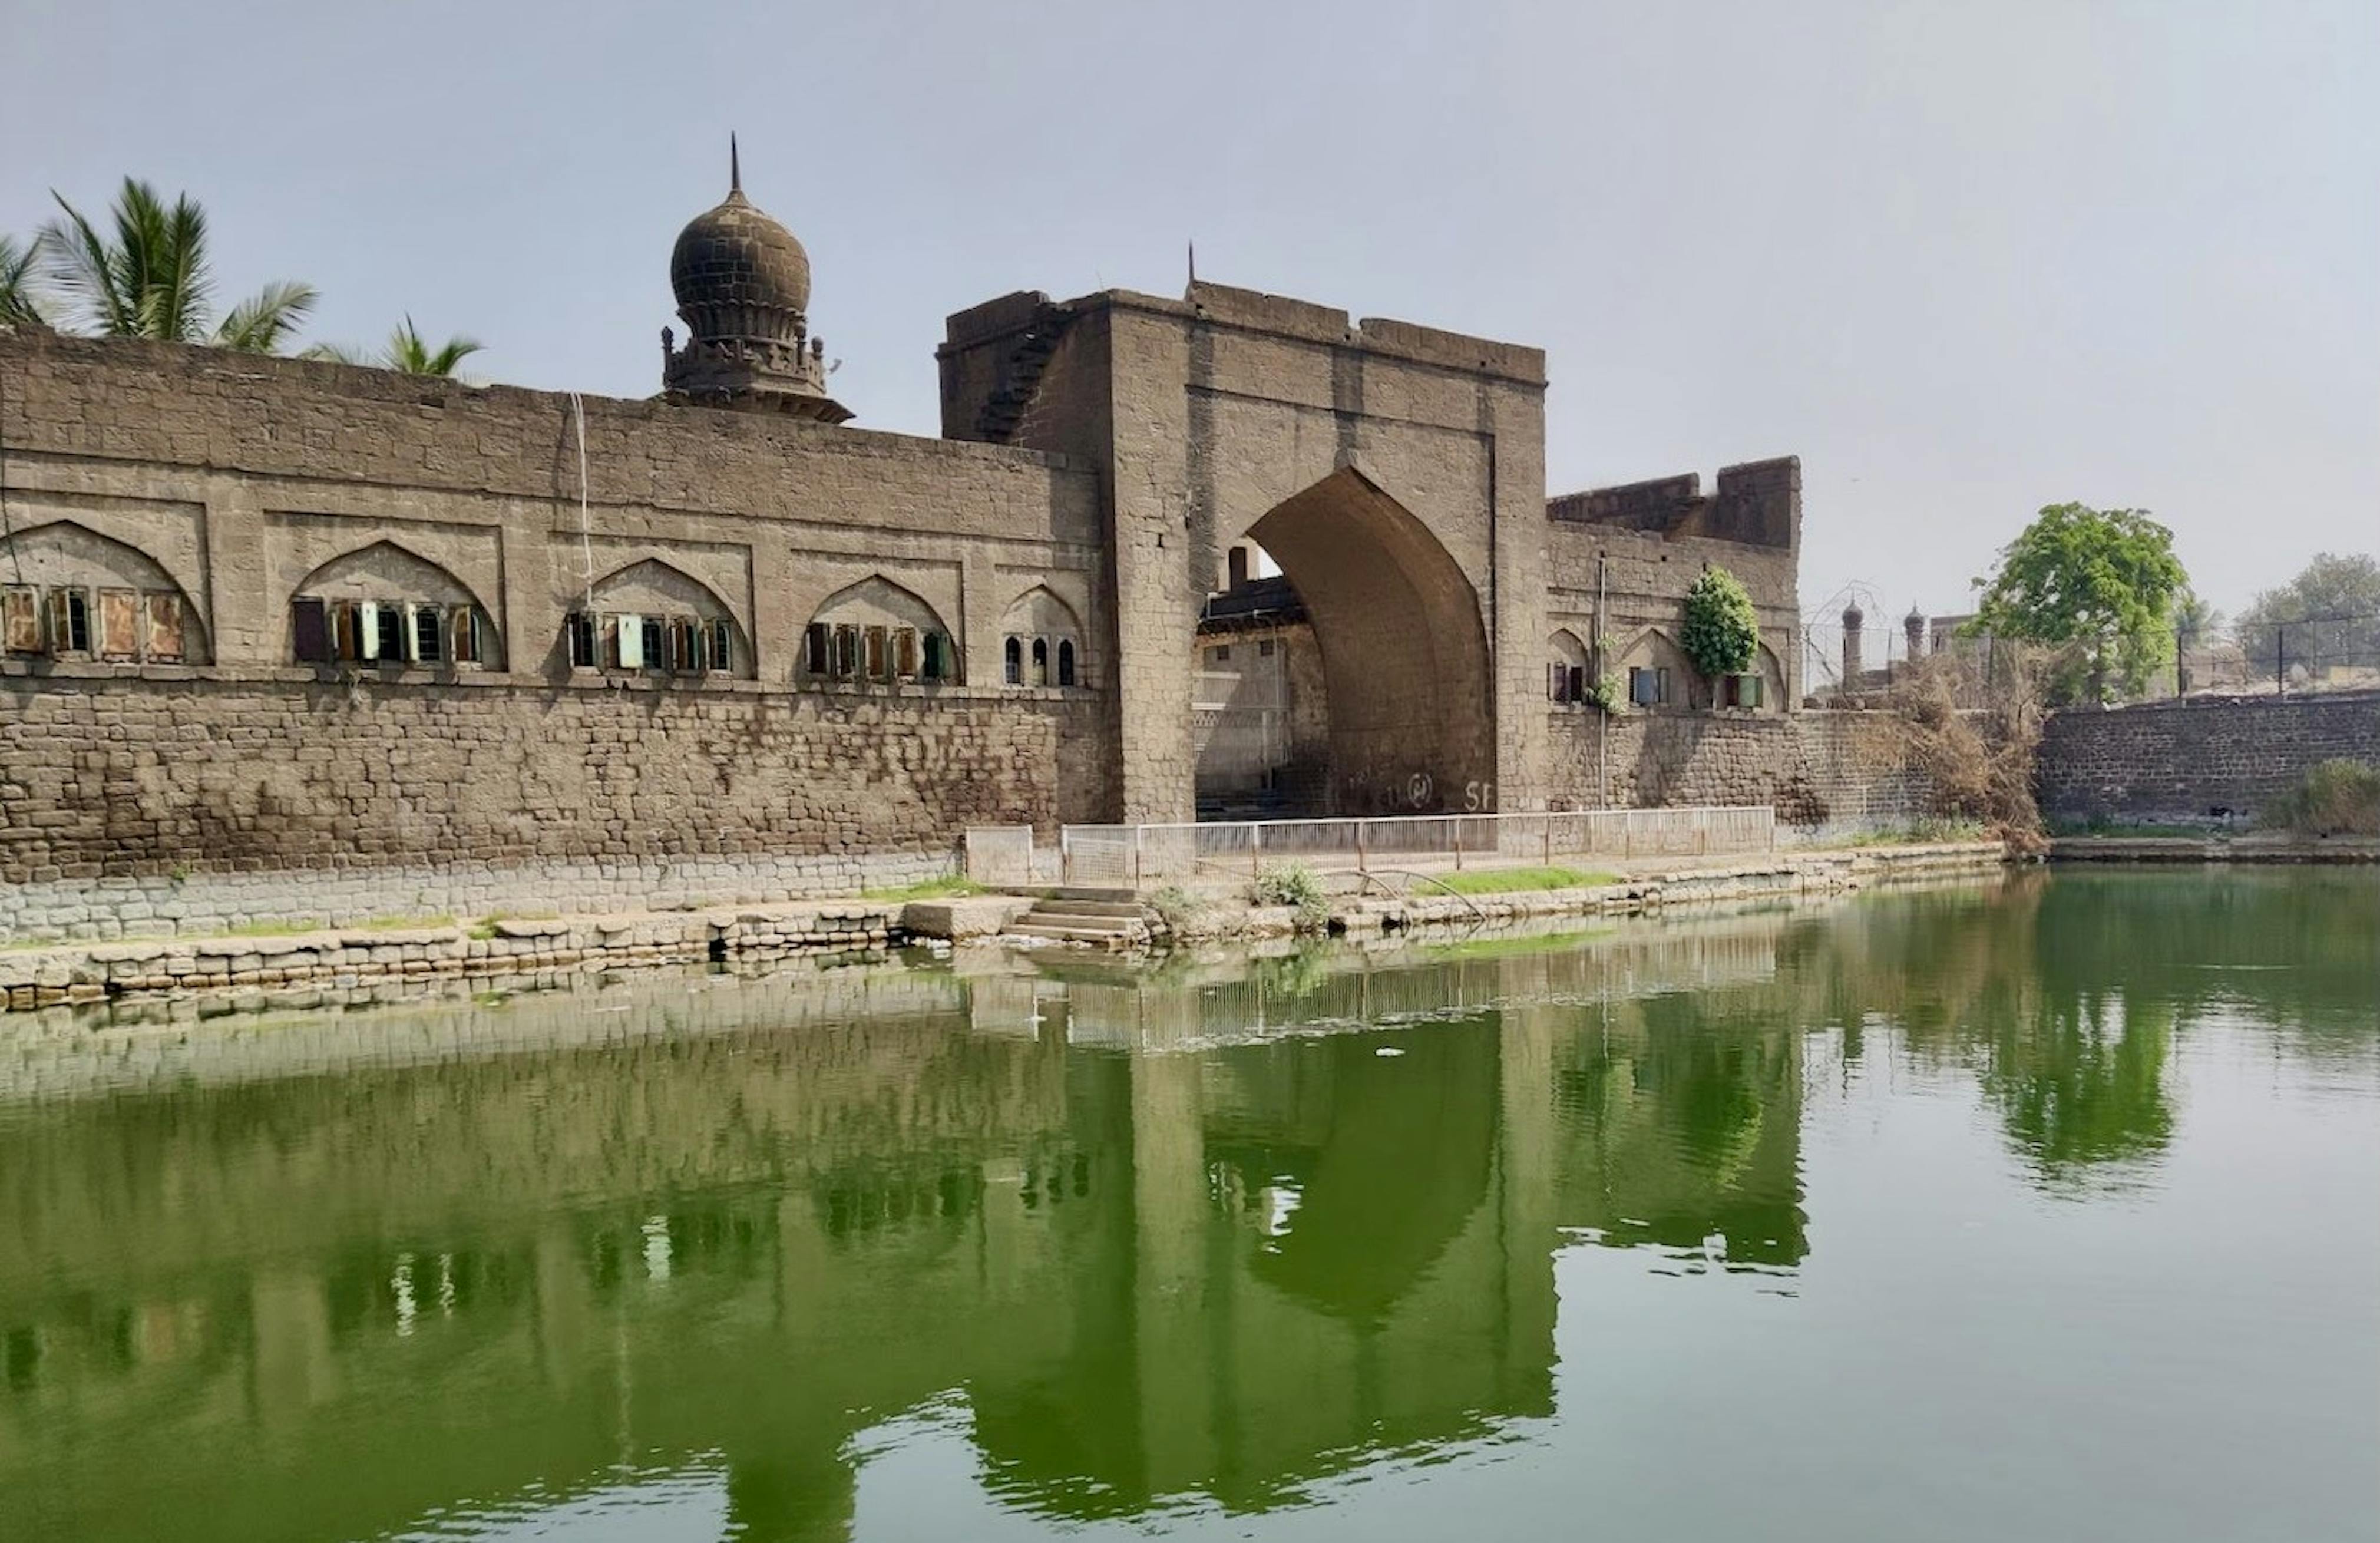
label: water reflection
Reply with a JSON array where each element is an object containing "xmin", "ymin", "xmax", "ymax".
[{"xmin": 0, "ymin": 867, "xmax": 2372, "ymax": 1541}]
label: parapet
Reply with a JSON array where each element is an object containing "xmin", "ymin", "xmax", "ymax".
[{"xmin": 1548, "ymin": 455, "xmax": 1800, "ymax": 552}]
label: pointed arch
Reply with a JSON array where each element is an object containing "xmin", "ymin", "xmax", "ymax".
[
  {"xmin": 0, "ymin": 519, "xmax": 211, "ymax": 663},
  {"xmin": 295, "ymin": 539, "xmax": 492, "ymax": 616},
  {"xmin": 802, "ymin": 574, "xmax": 957, "ymax": 686},
  {"xmin": 1242, "ymin": 465, "xmax": 1490, "ymax": 812},
  {"xmin": 994, "ymin": 583, "xmax": 1086, "ymax": 690},
  {"xmin": 1548, "ymin": 626, "xmax": 1591, "ymax": 705},
  {"xmin": 290, "ymin": 540, "xmax": 500, "ymax": 669},
  {"xmin": 571, "ymin": 557, "xmax": 749, "ymax": 679}
]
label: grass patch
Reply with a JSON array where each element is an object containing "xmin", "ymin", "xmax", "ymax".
[
  {"xmin": 1825, "ymin": 818, "xmax": 1989, "ymax": 848},
  {"xmin": 1433, "ymin": 865, "xmax": 1620, "ymax": 896},
  {"xmin": 860, "ymin": 876, "xmax": 987, "ymax": 902},
  {"xmin": 222, "ymin": 918, "xmax": 334, "ymax": 937},
  {"xmin": 356, "ymin": 913, "xmax": 456, "ymax": 931}
]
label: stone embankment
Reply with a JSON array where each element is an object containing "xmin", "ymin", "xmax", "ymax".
[
  {"xmin": 0, "ymin": 900, "xmax": 921, "ymax": 1012},
  {"xmin": 1, "ymin": 848, "xmax": 2004, "ymax": 1012},
  {"xmin": 2048, "ymin": 834, "xmax": 2380, "ymax": 864},
  {"xmin": 1167, "ymin": 841, "xmax": 2010, "ymax": 943}
]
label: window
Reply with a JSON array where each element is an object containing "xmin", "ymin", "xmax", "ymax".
[
  {"xmin": 709, "ymin": 619, "xmax": 733, "ymax": 674},
  {"xmin": 1004, "ymin": 636, "xmax": 1022, "ymax": 685},
  {"xmin": 47, "ymin": 589, "xmax": 92, "ymax": 655},
  {"xmin": 1257, "ymin": 639, "xmax": 1274, "ymax": 657},
  {"xmin": 1057, "ymin": 638, "xmax": 1077, "ymax": 688},
  {"xmin": 864, "ymin": 625, "xmax": 888, "ymax": 681},
  {"xmin": 373, "ymin": 604, "xmax": 406, "ymax": 663},
  {"xmin": 640, "ymin": 617, "xmax": 664, "ymax": 672},
  {"xmin": 1207, "ymin": 645, "xmax": 1231, "ymax": 665},
  {"xmin": 614, "ymin": 612, "xmax": 643, "ymax": 669},
  {"xmin": 567, "ymin": 611, "xmax": 599, "ymax": 668},
  {"xmin": 1551, "ymin": 663, "xmax": 1589, "ymax": 703},
  {"xmin": 1228, "ymin": 547, "xmax": 1250, "ymax": 589},
  {"xmin": 452, "ymin": 606, "xmax": 482, "ymax": 666},
  {"xmin": 920, "ymin": 631, "xmax": 946, "ymax": 682},
  {"xmin": 1030, "ymin": 636, "xmax": 1049, "ymax": 687},
  {"xmin": 894, "ymin": 627, "xmax": 918, "ymax": 680},
  {"xmin": 805, "ymin": 622, "xmax": 831, "ymax": 678},
  {"xmin": 293, "ymin": 596, "xmax": 332, "ymax": 663},
  {"xmin": 1724, "ymin": 672, "xmax": 1765, "ymax": 709},
  {"xmin": 1629, "ymin": 666, "xmax": 1670, "ymax": 707},
  {"xmin": 411, "ymin": 605, "xmax": 444, "ymax": 664}
]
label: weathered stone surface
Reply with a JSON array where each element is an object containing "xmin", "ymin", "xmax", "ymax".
[{"xmin": 2038, "ymin": 693, "xmax": 2380, "ymax": 824}]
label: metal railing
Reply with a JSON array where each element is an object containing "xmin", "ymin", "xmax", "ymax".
[{"xmin": 1050, "ymin": 806, "xmax": 1776, "ymax": 888}]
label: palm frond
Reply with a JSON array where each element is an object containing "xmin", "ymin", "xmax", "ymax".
[
  {"xmin": 38, "ymin": 191, "xmax": 136, "ymax": 335},
  {"xmin": 213, "ymin": 280, "xmax": 318, "ymax": 353},
  {"xmin": 0, "ymin": 233, "xmax": 54, "ymax": 329},
  {"xmin": 385, "ymin": 315, "xmax": 484, "ymax": 376},
  {"xmin": 298, "ymin": 340, "xmax": 369, "ymax": 365},
  {"xmin": 157, "ymin": 189, "xmax": 214, "ymax": 341}
]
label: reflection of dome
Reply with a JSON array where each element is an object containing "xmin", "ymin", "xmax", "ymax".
[
  {"xmin": 669, "ymin": 184, "xmax": 812, "ymax": 344},
  {"xmin": 659, "ymin": 137, "xmax": 849, "ymax": 424}
]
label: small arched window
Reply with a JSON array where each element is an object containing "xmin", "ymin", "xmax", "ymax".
[
  {"xmin": 1030, "ymin": 636, "xmax": 1049, "ymax": 687},
  {"xmin": 1057, "ymin": 638, "xmax": 1077, "ymax": 688},
  {"xmin": 1004, "ymin": 636, "xmax": 1023, "ymax": 685}
]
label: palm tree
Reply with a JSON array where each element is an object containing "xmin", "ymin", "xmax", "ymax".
[
  {"xmin": 38, "ymin": 177, "xmax": 316, "ymax": 352},
  {"xmin": 305, "ymin": 315, "xmax": 482, "ymax": 378},
  {"xmin": 0, "ymin": 234, "xmax": 51, "ymax": 329}
]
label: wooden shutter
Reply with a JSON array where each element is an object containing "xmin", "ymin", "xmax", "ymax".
[
  {"xmin": 3, "ymin": 587, "xmax": 39, "ymax": 652},
  {"xmin": 97, "ymin": 589, "xmax": 139, "ymax": 659},
  {"xmin": 145, "ymin": 592, "xmax": 185, "ymax": 662},
  {"xmin": 292, "ymin": 596, "xmax": 332, "ymax": 662}
]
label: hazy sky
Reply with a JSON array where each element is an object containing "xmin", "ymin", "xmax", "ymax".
[{"xmin": 4, "ymin": 0, "xmax": 2373, "ymax": 617}]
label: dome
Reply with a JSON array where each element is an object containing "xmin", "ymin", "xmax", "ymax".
[{"xmin": 669, "ymin": 152, "xmax": 811, "ymax": 342}]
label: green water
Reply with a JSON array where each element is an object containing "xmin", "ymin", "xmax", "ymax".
[{"xmin": 3, "ymin": 867, "xmax": 2376, "ymax": 1542}]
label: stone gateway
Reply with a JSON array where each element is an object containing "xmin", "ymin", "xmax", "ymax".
[{"xmin": 0, "ymin": 153, "xmax": 1842, "ymax": 898}]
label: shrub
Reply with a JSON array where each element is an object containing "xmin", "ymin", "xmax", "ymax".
[
  {"xmin": 1680, "ymin": 565, "xmax": 1760, "ymax": 679},
  {"xmin": 2265, "ymin": 759, "xmax": 2380, "ymax": 837},
  {"xmin": 1251, "ymin": 864, "xmax": 1328, "ymax": 927},
  {"xmin": 1147, "ymin": 885, "xmax": 1195, "ymax": 931}
]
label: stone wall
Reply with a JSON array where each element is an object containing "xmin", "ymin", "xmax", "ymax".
[
  {"xmin": 1543, "ymin": 708, "xmax": 1935, "ymax": 834},
  {"xmin": 0, "ymin": 669, "xmax": 1108, "ymax": 905},
  {"xmin": 2037, "ymin": 692, "xmax": 2380, "ymax": 824}
]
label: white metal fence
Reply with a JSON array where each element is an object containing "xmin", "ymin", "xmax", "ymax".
[{"xmin": 1045, "ymin": 807, "xmax": 1776, "ymax": 889}]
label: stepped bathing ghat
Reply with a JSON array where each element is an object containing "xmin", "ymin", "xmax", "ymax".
[{"xmin": 0, "ymin": 148, "xmax": 1931, "ymax": 941}]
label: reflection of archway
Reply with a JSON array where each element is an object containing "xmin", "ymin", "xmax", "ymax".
[{"xmin": 1235, "ymin": 467, "xmax": 1492, "ymax": 815}]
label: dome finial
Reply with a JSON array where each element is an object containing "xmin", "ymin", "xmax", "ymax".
[{"xmin": 729, "ymin": 132, "xmax": 741, "ymax": 194}]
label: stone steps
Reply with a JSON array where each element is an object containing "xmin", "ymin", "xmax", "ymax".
[{"xmin": 1006, "ymin": 894, "xmax": 1152, "ymax": 948}]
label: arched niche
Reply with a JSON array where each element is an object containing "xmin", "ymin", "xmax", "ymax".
[
  {"xmin": 567, "ymin": 558, "xmax": 749, "ymax": 679},
  {"xmin": 1241, "ymin": 466, "xmax": 1492, "ymax": 814},
  {"xmin": 1548, "ymin": 627, "xmax": 1591, "ymax": 705},
  {"xmin": 998, "ymin": 584, "xmax": 1085, "ymax": 689},
  {"xmin": 290, "ymin": 540, "xmax": 501, "ymax": 669},
  {"xmin": 1612, "ymin": 626, "xmax": 1694, "ymax": 711},
  {"xmin": 0, "ymin": 519, "xmax": 211, "ymax": 663},
  {"xmin": 802, "ymin": 574, "xmax": 957, "ymax": 686}
]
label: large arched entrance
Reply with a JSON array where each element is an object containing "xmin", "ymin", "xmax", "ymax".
[{"xmin": 1193, "ymin": 467, "xmax": 1493, "ymax": 818}]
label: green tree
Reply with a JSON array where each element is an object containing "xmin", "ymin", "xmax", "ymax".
[
  {"xmin": 0, "ymin": 234, "xmax": 51, "ymax": 329},
  {"xmin": 1970, "ymin": 503, "xmax": 2187, "ymax": 702},
  {"xmin": 304, "ymin": 316, "xmax": 484, "ymax": 378},
  {"xmin": 1679, "ymin": 564, "xmax": 1759, "ymax": 679},
  {"xmin": 2233, "ymin": 553, "xmax": 2380, "ymax": 684},
  {"xmin": 38, "ymin": 177, "xmax": 316, "ymax": 352}
]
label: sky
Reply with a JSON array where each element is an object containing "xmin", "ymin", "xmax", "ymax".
[{"xmin": 3, "ymin": 0, "xmax": 2374, "ymax": 620}]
